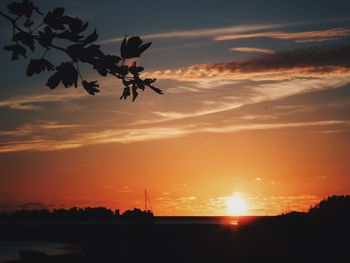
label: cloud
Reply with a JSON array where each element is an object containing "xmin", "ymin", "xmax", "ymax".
[
  {"xmin": 230, "ymin": 47, "xmax": 275, "ymax": 54},
  {"xmin": 145, "ymin": 45, "xmax": 350, "ymax": 82},
  {"xmin": 0, "ymin": 121, "xmax": 83, "ymax": 138},
  {"xmin": 133, "ymin": 76, "xmax": 349, "ymax": 124},
  {"xmin": 0, "ymin": 91, "xmax": 84, "ymax": 110},
  {"xmin": 99, "ymin": 23, "xmax": 288, "ymax": 44},
  {"xmin": 176, "ymin": 196, "xmax": 197, "ymax": 202},
  {"xmin": 214, "ymin": 27, "xmax": 350, "ymax": 43},
  {"xmin": 0, "ymin": 119, "xmax": 349, "ymax": 153}
]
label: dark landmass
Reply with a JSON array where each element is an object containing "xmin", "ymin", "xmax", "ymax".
[{"xmin": 1, "ymin": 195, "xmax": 349, "ymax": 263}]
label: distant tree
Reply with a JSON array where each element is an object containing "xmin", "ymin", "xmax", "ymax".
[
  {"xmin": 0, "ymin": 0, "xmax": 162, "ymax": 101},
  {"xmin": 121, "ymin": 208, "xmax": 154, "ymax": 221},
  {"xmin": 309, "ymin": 195, "xmax": 350, "ymax": 216}
]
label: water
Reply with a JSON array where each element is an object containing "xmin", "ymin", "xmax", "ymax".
[
  {"xmin": 0, "ymin": 241, "xmax": 77, "ymax": 262},
  {"xmin": 154, "ymin": 216, "xmax": 262, "ymax": 225}
]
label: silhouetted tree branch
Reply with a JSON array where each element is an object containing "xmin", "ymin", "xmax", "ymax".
[{"xmin": 0, "ymin": 1, "xmax": 162, "ymax": 101}]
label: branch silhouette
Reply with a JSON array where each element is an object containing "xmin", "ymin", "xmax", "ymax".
[{"xmin": 0, "ymin": 0, "xmax": 162, "ymax": 101}]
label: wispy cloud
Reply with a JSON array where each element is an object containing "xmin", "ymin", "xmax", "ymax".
[
  {"xmin": 99, "ymin": 23, "xmax": 294, "ymax": 44},
  {"xmin": 214, "ymin": 27, "xmax": 350, "ymax": 43},
  {"xmin": 145, "ymin": 45, "xmax": 350, "ymax": 82},
  {"xmin": 0, "ymin": 91, "xmax": 84, "ymax": 110},
  {"xmin": 133, "ymin": 76, "xmax": 350, "ymax": 124},
  {"xmin": 0, "ymin": 119, "xmax": 349, "ymax": 153},
  {"xmin": 230, "ymin": 47, "xmax": 275, "ymax": 54}
]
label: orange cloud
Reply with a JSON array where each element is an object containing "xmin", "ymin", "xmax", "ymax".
[
  {"xmin": 230, "ymin": 47, "xmax": 275, "ymax": 54},
  {"xmin": 99, "ymin": 23, "xmax": 288, "ymax": 44},
  {"xmin": 144, "ymin": 45, "xmax": 350, "ymax": 82},
  {"xmin": 214, "ymin": 27, "xmax": 350, "ymax": 42},
  {"xmin": 1, "ymin": 119, "xmax": 349, "ymax": 153}
]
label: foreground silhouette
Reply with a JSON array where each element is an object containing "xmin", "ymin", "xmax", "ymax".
[
  {"xmin": 0, "ymin": 195, "xmax": 349, "ymax": 263},
  {"xmin": 0, "ymin": 207, "xmax": 153, "ymax": 222},
  {"xmin": 0, "ymin": 1, "xmax": 161, "ymax": 101}
]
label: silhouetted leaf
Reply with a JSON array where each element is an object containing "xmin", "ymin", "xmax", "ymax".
[
  {"xmin": 2, "ymin": 2, "xmax": 159, "ymax": 101},
  {"xmin": 60, "ymin": 16, "xmax": 88, "ymax": 34},
  {"xmin": 24, "ymin": 19, "xmax": 34, "ymax": 28},
  {"xmin": 149, "ymin": 85, "xmax": 163, "ymax": 94},
  {"xmin": 66, "ymin": 44, "xmax": 84, "ymax": 61},
  {"xmin": 46, "ymin": 62, "xmax": 78, "ymax": 89},
  {"xmin": 129, "ymin": 62, "xmax": 144, "ymax": 75},
  {"xmin": 44, "ymin": 7, "xmax": 65, "ymax": 30},
  {"xmin": 46, "ymin": 71, "xmax": 61, "ymax": 89},
  {"xmin": 115, "ymin": 65, "xmax": 128, "ymax": 76},
  {"xmin": 56, "ymin": 30, "xmax": 84, "ymax": 42},
  {"xmin": 143, "ymin": 78, "xmax": 162, "ymax": 94},
  {"xmin": 137, "ymin": 42, "xmax": 152, "ymax": 56},
  {"xmin": 120, "ymin": 86, "xmax": 131, "ymax": 100},
  {"xmin": 7, "ymin": 2, "xmax": 25, "ymax": 16},
  {"xmin": 120, "ymin": 36, "xmax": 152, "ymax": 58},
  {"xmin": 3, "ymin": 44, "xmax": 26, "ymax": 60},
  {"xmin": 12, "ymin": 32, "xmax": 35, "ymax": 51},
  {"xmin": 82, "ymin": 29, "xmax": 98, "ymax": 45},
  {"xmin": 7, "ymin": 1, "xmax": 42, "ymax": 18},
  {"xmin": 131, "ymin": 84, "xmax": 138, "ymax": 102},
  {"xmin": 26, "ymin": 59, "xmax": 54, "ymax": 76},
  {"xmin": 143, "ymin": 78, "xmax": 156, "ymax": 86},
  {"xmin": 38, "ymin": 27, "xmax": 55, "ymax": 47},
  {"xmin": 82, "ymin": 80, "xmax": 100, "ymax": 95}
]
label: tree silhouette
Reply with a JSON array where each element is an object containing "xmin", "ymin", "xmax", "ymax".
[{"xmin": 0, "ymin": 0, "xmax": 162, "ymax": 101}]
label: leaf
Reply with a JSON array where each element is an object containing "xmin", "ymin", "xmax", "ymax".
[
  {"xmin": 52, "ymin": 7, "xmax": 65, "ymax": 17},
  {"xmin": 44, "ymin": 8, "xmax": 66, "ymax": 30},
  {"xmin": 137, "ymin": 42, "xmax": 152, "ymax": 56},
  {"xmin": 82, "ymin": 29, "xmax": 98, "ymax": 45},
  {"xmin": 24, "ymin": 19, "xmax": 34, "ymax": 28},
  {"xmin": 46, "ymin": 71, "xmax": 61, "ymax": 89},
  {"xmin": 7, "ymin": 2, "xmax": 25, "ymax": 16},
  {"xmin": 82, "ymin": 80, "xmax": 100, "ymax": 95},
  {"xmin": 3, "ymin": 44, "xmax": 26, "ymax": 60},
  {"xmin": 38, "ymin": 27, "xmax": 55, "ymax": 47},
  {"xmin": 143, "ymin": 78, "xmax": 156, "ymax": 86},
  {"xmin": 129, "ymin": 62, "xmax": 144, "ymax": 75},
  {"xmin": 60, "ymin": 16, "xmax": 88, "ymax": 34},
  {"xmin": 26, "ymin": 59, "xmax": 54, "ymax": 77},
  {"xmin": 8, "ymin": 1, "xmax": 43, "ymax": 18},
  {"xmin": 115, "ymin": 65, "xmax": 129, "ymax": 76},
  {"xmin": 12, "ymin": 32, "xmax": 35, "ymax": 51},
  {"xmin": 131, "ymin": 84, "xmax": 138, "ymax": 102},
  {"xmin": 46, "ymin": 62, "xmax": 78, "ymax": 89},
  {"xmin": 66, "ymin": 44, "xmax": 85, "ymax": 61},
  {"xmin": 149, "ymin": 85, "xmax": 163, "ymax": 95},
  {"xmin": 56, "ymin": 30, "xmax": 84, "ymax": 42},
  {"xmin": 120, "ymin": 36, "xmax": 152, "ymax": 58},
  {"xmin": 120, "ymin": 86, "xmax": 131, "ymax": 100}
]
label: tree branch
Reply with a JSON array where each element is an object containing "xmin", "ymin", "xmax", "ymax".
[{"xmin": 0, "ymin": 11, "xmax": 66, "ymax": 53}]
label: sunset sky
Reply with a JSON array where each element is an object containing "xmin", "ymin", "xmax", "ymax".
[{"xmin": 0, "ymin": 0, "xmax": 350, "ymax": 216}]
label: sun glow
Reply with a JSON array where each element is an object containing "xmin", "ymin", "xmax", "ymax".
[{"xmin": 226, "ymin": 195, "xmax": 248, "ymax": 216}]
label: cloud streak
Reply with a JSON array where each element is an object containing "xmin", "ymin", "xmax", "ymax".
[
  {"xmin": 214, "ymin": 27, "xmax": 350, "ymax": 43},
  {"xmin": 146, "ymin": 44, "xmax": 350, "ymax": 82},
  {"xmin": 230, "ymin": 47, "xmax": 275, "ymax": 54},
  {"xmin": 0, "ymin": 119, "xmax": 349, "ymax": 153},
  {"xmin": 99, "ymin": 23, "xmax": 295, "ymax": 44}
]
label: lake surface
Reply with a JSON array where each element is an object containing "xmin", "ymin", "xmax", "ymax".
[{"xmin": 0, "ymin": 241, "xmax": 77, "ymax": 262}]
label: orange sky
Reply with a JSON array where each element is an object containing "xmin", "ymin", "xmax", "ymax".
[{"xmin": 1, "ymin": 0, "xmax": 350, "ymax": 216}]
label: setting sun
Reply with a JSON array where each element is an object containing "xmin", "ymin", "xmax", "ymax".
[{"xmin": 226, "ymin": 195, "xmax": 248, "ymax": 216}]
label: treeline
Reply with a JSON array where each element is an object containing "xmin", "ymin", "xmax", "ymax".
[
  {"xmin": 0, "ymin": 207, "xmax": 154, "ymax": 221},
  {"xmin": 282, "ymin": 195, "xmax": 350, "ymax": 218},
  {"xmin": 309, "ymin": 195, "xmax": 350, "ymax": 216}
]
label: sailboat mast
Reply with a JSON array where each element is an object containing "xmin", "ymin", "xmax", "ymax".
[{"xmin": 145, "ymin": 189, "xmax": 148, "ymax": 211}]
